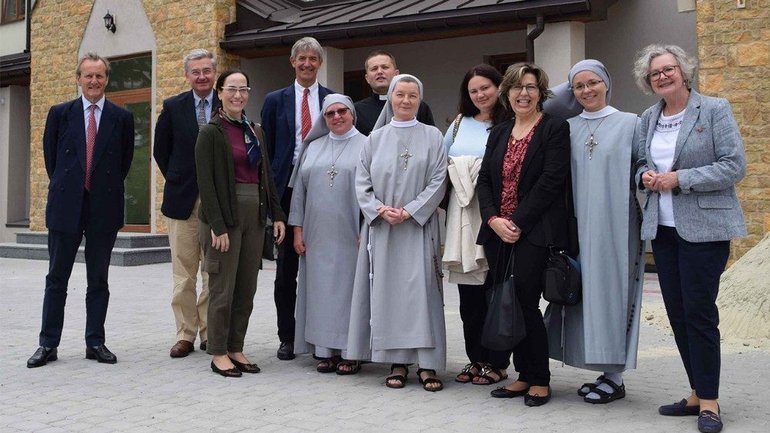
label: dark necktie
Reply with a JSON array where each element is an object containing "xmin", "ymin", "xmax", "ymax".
[{"xmin": 197, "ymin": 98, "xmax": 207, "ymax": 128}]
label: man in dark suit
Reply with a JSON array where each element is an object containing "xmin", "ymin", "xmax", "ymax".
[
  {"xmin": 261, "ymin": 36, "xmax": 334, "ymax": 360},
  {"xmin": 27, "ymin": 52, "xmax": 134, "ymax": 368},
  {"xmin": 153, "ymin": 49, "xmax": 218, "ymax": 358},
  {"xmin": 354, "ymin": 50, "xmax": 435, "ymax": 136}
]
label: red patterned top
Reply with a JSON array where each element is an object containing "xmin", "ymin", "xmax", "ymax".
[{"xmin": 499, "ymin": 116, "xmax": 542, "ymax": 219}]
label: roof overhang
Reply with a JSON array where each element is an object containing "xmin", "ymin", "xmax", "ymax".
[
  {"xmin": 222, "ymin": 0, "xmax": 616, "ymax": 58},
  {"xmin": 0, "ymin": 52, "xmax": 31, "ymax": 87}
]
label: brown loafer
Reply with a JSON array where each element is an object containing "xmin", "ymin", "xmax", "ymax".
[{"xmin": 169, "ymin": 340, "xmax": 194, "ymax": 358}]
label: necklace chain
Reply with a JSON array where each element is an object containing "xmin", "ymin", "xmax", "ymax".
[
  {"xmin": 327, "ymin": 137, "xmax": 352, "ymax": 187},
  {"xmin": 584, "ymin": 116, "xmax": 607, "ymax": 160},
  {"xmin": 398, "ymin": 128, "xmax": 416, "ymax": 171}
]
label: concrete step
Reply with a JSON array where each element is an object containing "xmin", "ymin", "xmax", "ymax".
[
  {"xmin": 0, "ymin": 243, "xmax": 171, "ymax": 266},
  {"xmin": 16, "ymin": 232, "xmax": 169, "ymax": 248}
]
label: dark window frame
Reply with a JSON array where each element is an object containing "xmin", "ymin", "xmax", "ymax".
[{"xmin": 1, "ymin": 0, "xmax": 25, "ymax": 24}]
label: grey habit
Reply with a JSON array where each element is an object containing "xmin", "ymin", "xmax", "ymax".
[
  {"xmin": 289, "ymin": 95, "xmax": 364, "ymax": 357},
  {"xmin": 544, "ymin": 60, "xmax": 644, "ymax": 372},
  {"xmin": 347, "ymin": 74, "xmax": 449, "ymax": 370}
]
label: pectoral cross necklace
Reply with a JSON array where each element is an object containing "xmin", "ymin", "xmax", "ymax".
[
  {"xmin": 399, "ymin": 129, "xmax": 416, "ymax": 171},
  {"xmin": 584, "ymin": 116, "xmax": 607, "ymax": 159},
  {"xmin": 327, "ymin": 138, "xmax": 352, "ymax": 187}
]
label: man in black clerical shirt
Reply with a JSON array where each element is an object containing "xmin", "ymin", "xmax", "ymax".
[{"xmin": 354, "ymin": 50, "xmax": 435, "ymax": 135}]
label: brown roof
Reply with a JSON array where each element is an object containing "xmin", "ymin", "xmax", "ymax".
[{"xmin": 222, "ymin": 0, "xmax": 616, "ymax": 57}]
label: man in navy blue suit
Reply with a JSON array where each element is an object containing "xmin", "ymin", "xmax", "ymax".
[
  {"xmin": 153, "ymin": 49, "xmax": 218, "ymax": 358},
  {"xmin": 28, "ymin": 53, "xmax": 134, "ymax": 368},
  {"xmin": 261, "ymin": 37, "xmax": 334, "ymax": 360}
]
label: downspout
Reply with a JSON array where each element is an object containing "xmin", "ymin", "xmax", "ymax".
[
  {"xmin": 25, "ymin": 0, "xmax": 31, "ymax": 53},
  {"xmin": 526, "ymin": 14, "xmax": 545, "ymax": 63}
]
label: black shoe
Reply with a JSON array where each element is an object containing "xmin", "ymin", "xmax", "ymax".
[
  {"xmin": 491, "ymin": 386, "xmax": 529, "ymax": 398},
  {"xmin": 524, "ymin": 388, "xmax": 552, "ymax": 407},
  {"xmin": 85, "ymin": 345, "xmax": 117, "ymax": 364},
  {"xmin": 277, "ymin": 341, "xmax": 295, "ymax": 360},
  {"xmin": 200, "ymin": 340, "xmax": 207, "ymax": 351},
  {"xmin": 27, "ymin": 346, "xmax": 57, "ymax": 368},
  {"xmin": 229, "ymin": 356, "xmax": 260, "ymax": 374},
  {"xmin": 698, "ymin": 409, "xmax": 723, "ymax": 433},
  {"xmin": 211, "ymin": 361, "xmax": 242, "ymax": 377},
  {"xmin": 659, "ymin": 399, "xmax": 700, "ymax": 416}
]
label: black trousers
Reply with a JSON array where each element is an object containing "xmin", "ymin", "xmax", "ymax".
[
  {"xmin": 458, "ymin": 283, "xmax": 490, "ymax": 364},
  {"xmin": 485, "ymin": 238, "xmax": 551, "ymax": 386},
  {"xmin": 40, "ymin": 192, "xmax": 118, "ymax": 348},
  {"xmin": 274, "ymin": 186, "xmax": 298, "ymax": 343},
  {"xmin": 652, "ymin": 225, "xmax": 729, "ymax": 400}
]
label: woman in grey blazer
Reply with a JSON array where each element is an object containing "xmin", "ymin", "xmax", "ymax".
[{"xmin": 633, "ymin": 44, "xmax": 746, "ymax": 433}]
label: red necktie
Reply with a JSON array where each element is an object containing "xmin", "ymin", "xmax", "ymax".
[
  {"xmin": 301, "ymin": 88, "xmax": 311, "ymax": 140},
  {"xmin": 85, "ymin": 104, "xmax": 96, "ymax": 191}
]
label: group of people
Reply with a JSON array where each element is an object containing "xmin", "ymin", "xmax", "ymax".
[{"xmin": 29, "ymin": 36, "xmax": 746, "ymax": 433}]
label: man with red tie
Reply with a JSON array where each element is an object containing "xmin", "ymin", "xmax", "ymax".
[
  {"xmin": 261, "ymin": 37, "xmax": 334, "ymax": 360},
  {"xmin": 27, "ymin": 53, "xmax": 134, "ymax": 368}
]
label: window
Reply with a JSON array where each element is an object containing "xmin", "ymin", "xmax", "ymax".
[{"xmin": 1, "ymin": 0, "xmax": 25, "ymax": 23}]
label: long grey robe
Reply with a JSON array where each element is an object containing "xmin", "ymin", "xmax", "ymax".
[
  {"xmin": 289, "ymin": 133, "xmax": 365, "ymax": 356},
  {"xmin": 545, "ymin": 110, "xmax": 645, "ymax": 372},
  {"xmin": 347, "ymin": 122, "xmax": 448, "ymax": 370}
]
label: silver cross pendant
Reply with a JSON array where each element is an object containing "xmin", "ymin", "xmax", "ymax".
[
  {"xmin": 327, "ymin": 165, "xmax": 339, "ymax": 187},
  {"xmin": 585, "ymin": 134, "xmax": 598, "ymax": 159},
  {"xmin": 399, "ymin": 149, "xmax": 413, "ymax": 170}
]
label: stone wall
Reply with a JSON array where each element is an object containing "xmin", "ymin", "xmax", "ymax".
[
  {"xmin": 29, "ymin": 0, "xmax": 238, "ymax": 233},
  {"xmin": 697, "ymin": 0, "xmax": 770, "ymax": 261}
]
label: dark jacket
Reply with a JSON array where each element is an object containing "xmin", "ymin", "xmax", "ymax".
[
  {"xmin": 195, "ymin": 115, "xmax": 286, "ymax": 236},
  {"xmin": 153, "ymin": 90, "xmax": 219, "ymax": 220},
  {"xmin": 476, "ymin": 113, "xmax": 571, "ymax": 250},
  {"xmin": 43, "ymin": 97, "xmax": 134, "ymax": 234}
]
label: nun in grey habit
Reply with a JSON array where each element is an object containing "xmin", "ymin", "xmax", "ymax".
[
  {"xmin": 289, "ymin": 94, "xmax": 366, "ymax": 374},
  {"xmin": 346, "ymin": 74, "xmax": 448, "ymax": 392},
  {"xmin": 544, "ymin": 59, "xmax": 644, "ymax": 404}
]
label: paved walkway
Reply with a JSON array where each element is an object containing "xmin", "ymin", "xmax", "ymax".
[{"xmin": 1, "ymin": 257, "xmax": 767, "ymax": 432}]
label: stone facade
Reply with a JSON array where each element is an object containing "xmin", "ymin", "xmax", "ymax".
[
  {"xmin": 28, "ymin": 0, "xmax": 237, "ymax": 233},
  {"xmin": 697, "ymin": 0, "xmax": 770, "ymax": 260}
]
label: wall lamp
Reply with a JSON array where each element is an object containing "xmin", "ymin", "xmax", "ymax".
[{"xmin": 103, "ymin": 11, "xmax": 116, "ymax": 33}]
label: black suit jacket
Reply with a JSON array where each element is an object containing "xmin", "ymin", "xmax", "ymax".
[
  {"xmin": 43, "ymin": 97, "xmax": 134, "ymax": 234},
  {"xmin": 476, "ymin": 113, "xmax": 571, "ymax": 250},
  {"xmin": 153, "ymin": 90, "xmax": 219, "ymax": 219}
]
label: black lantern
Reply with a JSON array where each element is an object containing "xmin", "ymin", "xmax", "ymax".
[{"xmin": 103, "ymin": 11, "xmax": 116, "ymax": 33}]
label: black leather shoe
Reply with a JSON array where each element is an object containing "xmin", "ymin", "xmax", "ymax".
[
  {"xmin": 524, "ymin": 388, "xmax": 552, "ymax": 407},
  {"xmin": 276, "ymin": 341, "xmax": 295, "ymax": 360},
  {"xmin": 491, "ymin": 386, "xmax": 529, "ymax": 398},
  {"xmin": 698, "ymin": 409, "xmax": 723, "ymax": 433},
  {"xmin": 27, "ymin": 347, "xmax": 57, "ymax": 368},
  {"xmin": 85, "ymin": 345, "xmax": 117, "ymax": 364},
  {"xmin": 211, "ymin": 361, "xmax": 242, "ymax": 377},
  {"xmin": 229, "ymin": 357, "xmax": 261, "ymax": 374},
  {"xmin": 200, "ymin": 340, "xmax": 207, "ymax": 351},
  {"xmin": 659, "ymin": 399, "xmax": 700, "ymax": 416}
]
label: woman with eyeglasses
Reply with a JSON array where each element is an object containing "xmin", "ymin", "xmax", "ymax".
[
  {"xmin": 196, "ymin": 69, "xmax": 286, "ymax": 377},
  {"xmin": 477, "ymin": 63, "xmax": 571, "ymax": 406},
  {"xmin": 543, "ymin": 59, "xmax": 644, "ymax": 405},
  {"xmin": 633, "ymin": 44, "xmax": 746, "ymax": 433},
  {"xmin": 288, "ymin": 94, "xmax": 365, "ymax": 375}
]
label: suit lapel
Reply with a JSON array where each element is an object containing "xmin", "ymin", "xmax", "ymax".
[
  {"xmin": 70, "ymin": 98, "xmax": 87, "ymax": 172},
  {"xmin": 183, "ymin": 90, "xmax": 198, "ymax": 133},
  {"xmin": 518, "ymin": 114, "xmax": 546, "ymax": 182},
  {"xmin": 92, "ymin": 100, "xmax": 118, "ymax": 169},
  {"xmin": 672, "ymin": 91, "xmax": 701, "ymax": 167},
  {"xmin": 645, "ymin": 100, "xmax": 665, "ymax": 171},
  {"xmin": 283, "ymin": 86, "xmax": 296, "ymax": 136}
]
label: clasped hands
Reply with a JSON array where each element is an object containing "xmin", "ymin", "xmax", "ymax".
[
  {"xmin": 377, "ymin": 206, "xmax": 411, "ymax": 225},
  {"xmin": 490, "ymin": 217, "xmax": 521, "ymax": 244},
  {"xmin": 210, "ymin": 221, "xmax": 286, "ymax": 253},
  {"xmin": 642, "ymin": 170, "xmax": 679, "ymax": 192}
]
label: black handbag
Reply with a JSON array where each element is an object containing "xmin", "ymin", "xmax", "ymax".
[
  {"xmin": 481, "ymin": 250, "xmax": 526, "ymax": 351},
  {"xmin": 262, "ymin": 219, "xmax": 276, "ymax": 261},
  {"xmin": 542, "ymin": 247, "xmax": 581, "ymax": 305}
]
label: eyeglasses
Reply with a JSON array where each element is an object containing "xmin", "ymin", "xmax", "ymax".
[
  {"xmin": 646, "ymin": 65, "xmax": 679, "ymax": 81},
  {"xmin": 188, "ymin": 68, "xmax": 214, "ymax": 77},
  {"xmin": 571, "ymin": 79, "xmax": 604, "ymax": 92},
  {"xmin": 222, "ymin": 87, "xmax": 251, "ymax": 95},
  {"xmin": 512, "ymin": 84, "xmax": 539, "ymax": 94},
  {"xmin": 323, "ymin": 107, "xmax": 350, "ymax": 119}
]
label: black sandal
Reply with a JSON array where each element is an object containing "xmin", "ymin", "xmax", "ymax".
[
  {"xmin": 473, "ymin": 363, "xmax": 508, "ymax": 385},
  {"xmin": 455, "ymin": 362, "xmax": 481, "ymax": 383},
  {"xmin": 583, "ymin": 377, "xmax": 626, "ymax": 404},
  {"xmin": 336, "ymin": 359, "xmax": 361, "ymax": 375},
  {"xmin": 417, "ymin": 368, "xmax": 444, "ymax": 392},
  {"xmin": 385, "ymin": 364, "xmax": 408, "ymax": 388},
  {"xmin": 577, "ymin": 375, "xmax": 606, "ymax": 397},
  {"xmin": 316, "ymin": 356, "xmax": 341, "ymax": 373}
]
